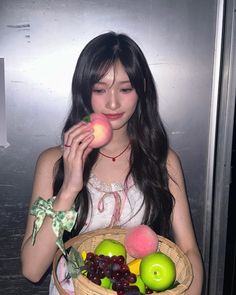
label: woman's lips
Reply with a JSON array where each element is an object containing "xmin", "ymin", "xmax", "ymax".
[{"xmin": 104, "ymin": 113, "xmax": 124, "ymax": 120}]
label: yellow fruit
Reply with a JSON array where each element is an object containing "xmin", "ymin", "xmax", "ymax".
[
  {"xmin": 81, "ymin": 250, "xmax": 87, "ymax": 261},
  {"xmin": 127, "ymin": 258, "xmax": 142, "ymax": 275}
]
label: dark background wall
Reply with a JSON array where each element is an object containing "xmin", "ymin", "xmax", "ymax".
[{"xmin": 0, "ymin": 1, "xmax": 234, "ymax": 294}]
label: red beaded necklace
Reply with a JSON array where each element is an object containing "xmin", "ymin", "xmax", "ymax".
[{"xmin": 99, "ymin": 143, "xmax": 130, "ymax": 162}]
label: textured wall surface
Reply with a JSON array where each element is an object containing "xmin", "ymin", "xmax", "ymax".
[{"xmin": 0, "ymin": 0, "xmax": 217, "ymax": 294}]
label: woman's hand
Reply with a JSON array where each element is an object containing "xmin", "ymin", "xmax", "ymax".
[{"xmin": 59, "ymin": 122, "xmax": 94, "ymax": 201}]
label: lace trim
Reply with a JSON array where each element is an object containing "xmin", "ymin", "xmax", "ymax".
[{"xmin": 88, "ymin": 173, "xmax": 134, "ymax": 193}]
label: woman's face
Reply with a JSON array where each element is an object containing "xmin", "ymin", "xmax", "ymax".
[{"xmin": 91, "ymin": 61, "xmax": 138, "ymax": 131}]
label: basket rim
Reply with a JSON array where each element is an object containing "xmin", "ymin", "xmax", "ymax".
[{"xmin": 53, "ymin": 227, "xmax": 193, "ymax": 295}]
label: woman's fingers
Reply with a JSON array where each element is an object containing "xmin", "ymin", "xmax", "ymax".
[
  {"xmin": 79, "ymin": 134, "xmax": 94, "ymax": 159},
  {"xmin": 63, "ymin": 123, "xmax": 93, "ymax": 153},
  {"xmin": 61, "ymin": 133, "xmax": 94, "ymax": 195},
  {"xmin": 59, "ymin": 122, "xmax": 95, "ymax": 197},
  {"xmin": 64, "ymin": 122, "xmax": 92, "ymax": 147},
  {"xmin": 64, "ymin": 129, "xmax": 93, "ymax": 157}
]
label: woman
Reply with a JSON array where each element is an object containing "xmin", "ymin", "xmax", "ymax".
[{"xmin": 21, "ymin": 32, "xmax": 203, "ymax": 294}]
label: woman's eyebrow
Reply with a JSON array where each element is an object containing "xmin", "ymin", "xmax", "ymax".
[
  {"xmin": 94, "ymin": 80, "xmax": 131, "ymax": 86},
  {"xmin": 96, "ymin": 80, "xmax": 131, "ymax": 84},
  {"xmin": 94, "ymin": 81, "xmax": 107, "ymax": 85},
  {"xmin": 119, "ymin": 80, "xmax": 131, "ymax": 84}
]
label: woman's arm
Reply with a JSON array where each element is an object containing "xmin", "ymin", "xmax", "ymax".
[
  {"xmin": 167, "ymin": 149, "xmax": 204, "ymax": 295},
  {"xmin": 21, "ymin": 122, "xmax": 94, "ymax": 282},
  {"xmin": 21, "ymin": 147, "xmax": 73, "ymax": 282}
]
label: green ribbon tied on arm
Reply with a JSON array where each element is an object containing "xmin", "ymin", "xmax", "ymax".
[{"xmin": 30, "ymin": 197, "xmax": 77, "ymax": 255}]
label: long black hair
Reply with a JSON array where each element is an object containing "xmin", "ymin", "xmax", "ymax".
[{"xmin": 53, "ymin": 32, "xmax": 174, "ymax": 240}]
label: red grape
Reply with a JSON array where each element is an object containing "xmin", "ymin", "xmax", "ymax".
[
  {"xmin": 84, "ymin": 252, "xmax": 141, "ymax": 295},
  {"xmin": 128, "ymin": 273, "xmax": 137, "ymax": 283}
]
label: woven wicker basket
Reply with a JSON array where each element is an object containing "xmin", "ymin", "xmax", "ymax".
[{"xmin": 53, "ymin": 227, "xmax": 193, "ymax": 295}]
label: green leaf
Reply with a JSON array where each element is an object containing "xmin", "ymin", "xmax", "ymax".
[
  {"xmin": 67, "ymin": 247, "xmax": 85, "ymax": 279},
  {"xmin": 82, "ymin": 115, "xmax": 91, "ymax": 123}
]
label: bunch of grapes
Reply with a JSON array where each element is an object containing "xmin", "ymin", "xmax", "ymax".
[{"xmin": 84, "ymin": 252, "xmax": 153, "ymax": 295}]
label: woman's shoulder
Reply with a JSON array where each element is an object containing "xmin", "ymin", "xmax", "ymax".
[
  {"xmin": 167, "ymin": 147, "xmax": 180, "ymax": 163},
  {"xmin": 166, "ymin": 148, "xmax": 182, "ymax": 176},
  {"xmin": 36, "ymin": 145, "xmax": 63, "ymax": 170}
]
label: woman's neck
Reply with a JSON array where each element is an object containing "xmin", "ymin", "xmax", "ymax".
[
  {"xmin": 93, "ymin": 127, "xmax": 131, "ymax": 184},
  {"xmin": 100, "ymin": 127, "xmax": 130, "ymax": 154}
]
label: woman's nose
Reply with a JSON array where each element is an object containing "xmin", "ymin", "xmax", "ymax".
[{"xmin": 106, "ymin": 89, "xmax": 120, "ymax": 110}]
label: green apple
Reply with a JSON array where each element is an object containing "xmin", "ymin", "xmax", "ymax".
[
  {"xmin": 130, "ymin": 275, "xmax": 146, "ymax": 294},
  {"xmin": 94, "ymin": 239, "xmax": 127, "ymax": 258},
  {"xmin": 101, "ymin": 276, "xmax": 111, "ymax": 289},
  {"xmin": 140, "ymin": 252, "xmax": 176, "ymax": 291}
]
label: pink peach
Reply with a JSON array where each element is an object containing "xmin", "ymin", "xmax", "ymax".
[
  {"xmin": 124, "ymin": 225, "xmax": 159, "ymax": 258},
  {"xmin": 83, "ymin": 113, "xmax": 112, "ymax": 148}
]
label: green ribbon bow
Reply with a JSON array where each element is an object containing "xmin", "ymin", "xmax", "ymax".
[{"xmin": 30, "ymin": 197, "xmax": 77, "ymax": 255}]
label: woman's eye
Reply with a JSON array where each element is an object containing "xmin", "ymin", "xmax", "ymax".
[
  {"xmin": 121, "ymin": 88, "xmax": 133, "ymax": 93},
  {"xmin": 92, "ymin": 88, "xmax": 106, "ymax": 94}
]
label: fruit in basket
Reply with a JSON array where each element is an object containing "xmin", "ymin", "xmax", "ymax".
[
  {"xmin": 140, "ymin": 252, "xmax": 176, "ymax": 291},
  {"xmin": 64, "ymin": 228, "xmax": 193, "ymax": 294},
  {"xmin": 124, "ymin": 225, "xmax": 159, "ymax": 258},
  {"xmin": 127, "ymin": 258, "xmax": 142, "ymax": 275},
  {"xmin": 94, "ymin": 239, "xmax": 127, "ymax": 258},
  {"xmin": 83, "ymin": 113, "xmax": 112, "ymax": 148}
]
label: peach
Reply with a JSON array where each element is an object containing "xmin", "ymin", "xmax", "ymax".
[
  {"xmin": 83, "ymin": 113, "xmax": 112, "ymax": 148},
  {"xmin": 124, "ymin": 225, "xmax": 159, "ymax": 258}
]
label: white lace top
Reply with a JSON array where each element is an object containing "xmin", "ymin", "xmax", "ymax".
[{"xmin": 49, "ymin": 173, "xmax": 145, "ymax": 295}]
